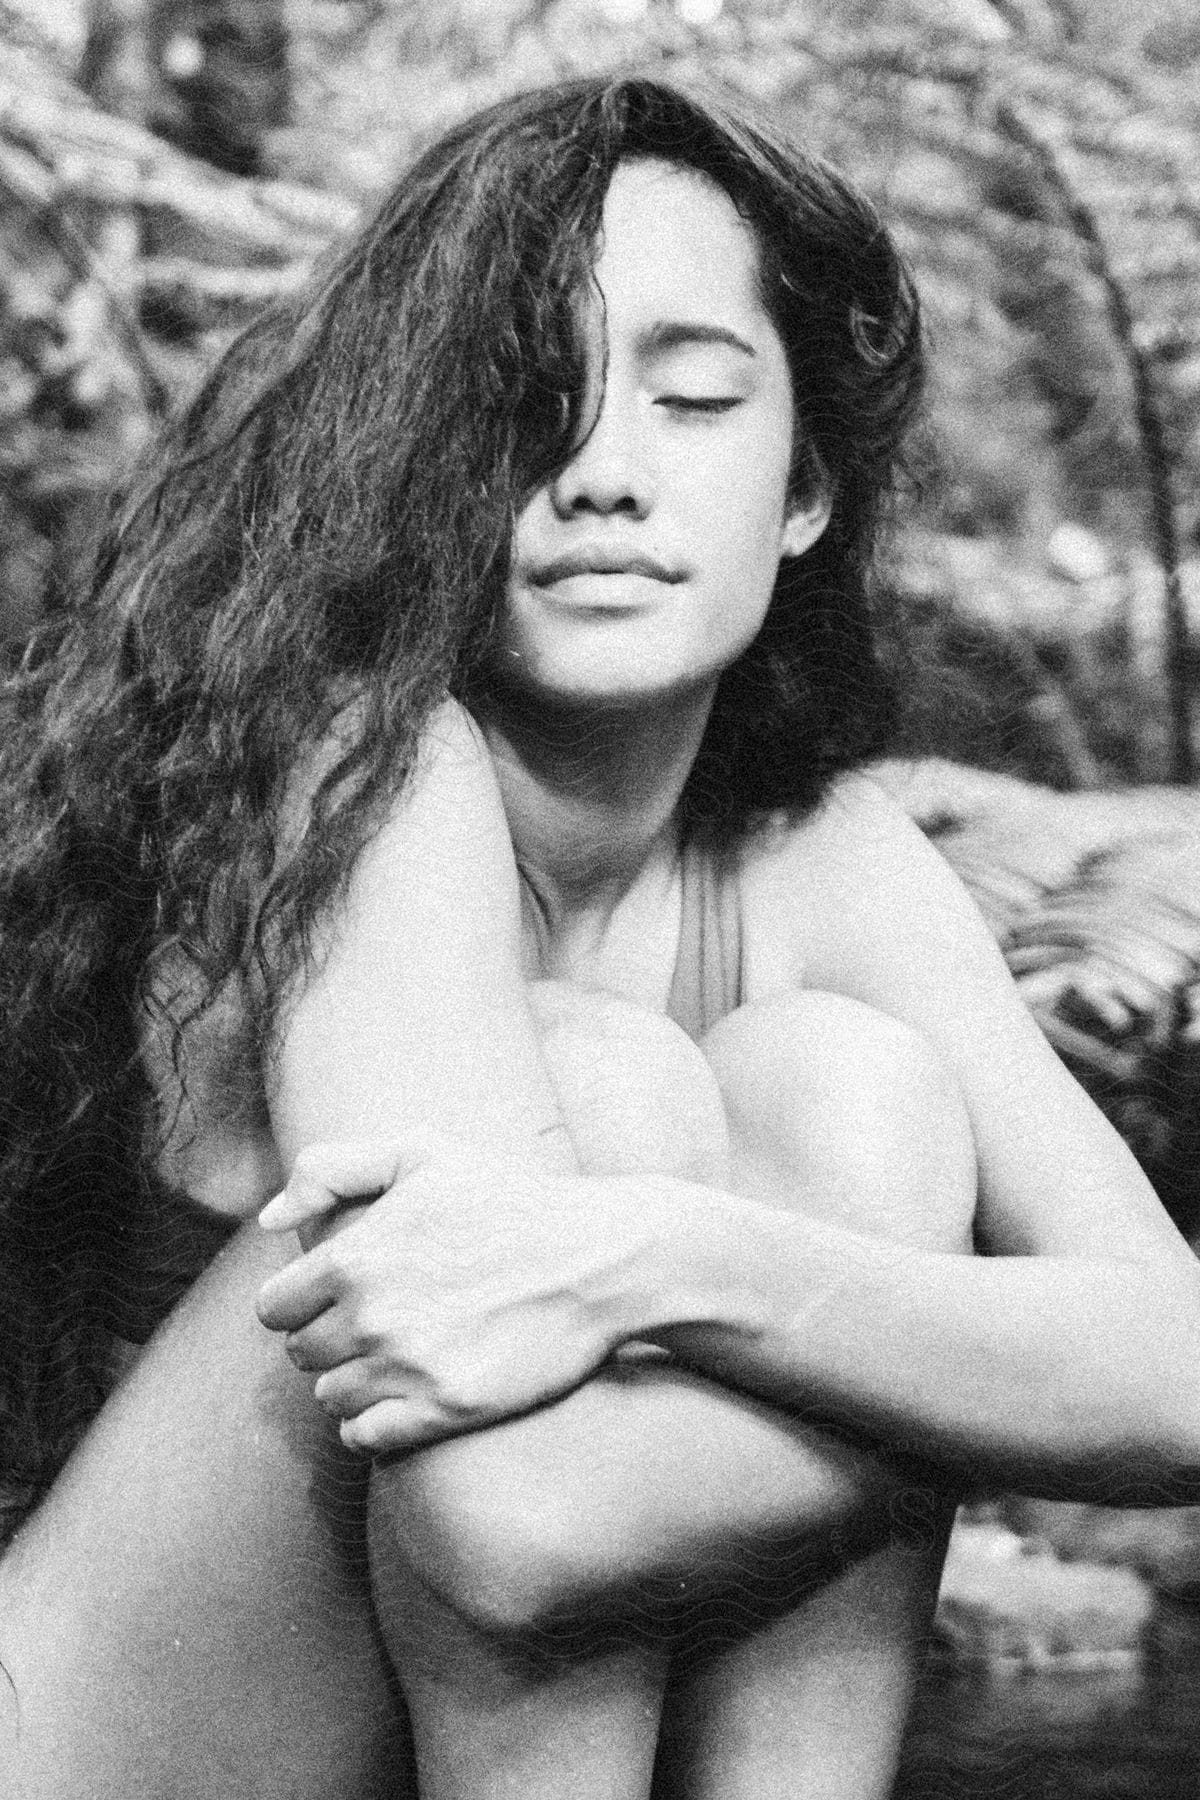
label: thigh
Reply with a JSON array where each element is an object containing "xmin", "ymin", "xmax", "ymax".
[{"xmin": 0, "ymin": 1225, "xmax": 412, "ymax": 1800}]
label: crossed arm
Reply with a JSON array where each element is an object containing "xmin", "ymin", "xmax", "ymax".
[
  {"xmin": 259, "ymin": 707, "xmax": 899, "ymax": 1632},
  {"xmin": 257, "ymin": 703, "xmax": 1200, "ymax": 1633}
]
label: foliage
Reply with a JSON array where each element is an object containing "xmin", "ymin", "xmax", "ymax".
[
  {"xmin": 0, "ymin": 26, "xmax": 353, "ymax": 645},
  {"xmin": 878, "ymin": 754, "xmax": 1200, "ymax": 1238}
]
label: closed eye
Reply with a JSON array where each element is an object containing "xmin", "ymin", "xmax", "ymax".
[{"xmin": 657, "ymin": 395, "xmax": 742, "ymax": 414}]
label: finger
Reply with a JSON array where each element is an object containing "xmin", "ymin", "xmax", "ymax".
[
  {"xmin": 296, "ymin": 1195, "xmax": 378, "ymax": 1256},
  {"xmin": 255, "ymin": 1252, "xmax": 340, "ymax": 1333},
  {"xmin": 312, "ymin": 1358, "xmax": 398, "ymax": 1418},
  {"xmin": 258, "ymin": 1186, "xmax": 330, "ymax": 1233},
  {"xmin": 283, "ymin": 1311, "xmax": 358, "ymax": 1373},
  {"xmin": 340, "ymin": 1398, "xmax": 452, "ymax": 1457},
  {"xmin": 258, "ymin": 1130, "xmax": 450, "ymax": 1232},
  {"xmin": 259, "ymin": 1140, "xmax": 399, "ymax": 1231}
]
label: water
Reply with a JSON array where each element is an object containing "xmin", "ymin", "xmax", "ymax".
[{"xmin": 893, "ymin": 1599, "xmax": 1200, "ymax": 1799}]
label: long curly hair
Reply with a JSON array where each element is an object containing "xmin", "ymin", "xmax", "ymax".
[{"xmin": 0, "ymin": 76, "xmax": 925, "ymax": 1531}]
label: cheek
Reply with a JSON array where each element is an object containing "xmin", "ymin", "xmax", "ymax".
[
  {"xmin": 711, "ymin": 411, "xmax": 793, "ymax": 533},
  {"xmin": 702, "ymin": 461, "xmax": 790, "ymax": 584},
  {"xmin": 693, "ymin": 479, "xmax": 789, "ymax": 651}
]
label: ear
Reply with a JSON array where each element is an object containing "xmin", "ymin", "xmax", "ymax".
[{"xmin": 780, "ymin": 484, "xmax": 832, "ymax": 561}]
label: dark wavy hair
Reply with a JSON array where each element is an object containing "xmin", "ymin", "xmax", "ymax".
[{"xmin": 0, "ymin": 75, "xmax": 924, "ymax": 1529}]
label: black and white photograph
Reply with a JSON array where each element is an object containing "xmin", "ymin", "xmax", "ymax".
[{"xmin": 2, "ymin": 1, "xmax": 1200, "ymax": 1794}]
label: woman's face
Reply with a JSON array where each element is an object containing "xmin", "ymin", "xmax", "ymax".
[{"xmin": 497, "ymin": 157, "xmax": 829, "ymax": 711}]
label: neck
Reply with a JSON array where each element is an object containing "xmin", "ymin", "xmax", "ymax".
[{"xmin": 475, "ymin": 682, "xmax": 715, "ymax": 915}]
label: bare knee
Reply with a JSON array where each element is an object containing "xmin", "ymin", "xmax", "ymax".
[
  {"xmin": 702, "ymin": 991, "xmax": 976, "ymax": 1252},
  {"xmin": 529, "ymin": 978, "xmax": 730, "ymax": 1183},
  {"xmin": 368, "ymin": 1428, "xmax": 631, "ymax": 1648}
]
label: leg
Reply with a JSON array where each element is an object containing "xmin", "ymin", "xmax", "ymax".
[
  {"xmin": 654, "ymin": 989, "xmax": 974, "ymax": 1799},
  {"xmin": 0, "ymin": 1226, "xmax": 411, "ymax": 1799},
  {"xmin": 654, "ymin": 1532, "xmax": 950, "ymax": 1800},
  {"xmin": 367, "ymin": 985, "xmax": 972, "ymax": 1800},
  {"xmin": 365, "ymin": 985, "xmax": 722, "ymax": 1800},
  {"xmin": 0, "ymin": 990, "xmax": 722, "ymax": 1800},
  {"xmin": 367, "ymin": 1525, "xmax": 668, "ymax": 1800}
]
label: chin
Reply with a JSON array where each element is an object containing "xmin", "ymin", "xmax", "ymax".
[
  {"xmin": 539, "ymin": 666, "xmax": 723, "ymax": 716},
  {"xmin": 493, "ymin": 635, "xmax": 730, "ymax": 713}
]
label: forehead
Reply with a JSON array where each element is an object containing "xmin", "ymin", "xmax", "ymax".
[{"xmin": 592, "ymin": 158, "xmax": 768, "ymax": 332}]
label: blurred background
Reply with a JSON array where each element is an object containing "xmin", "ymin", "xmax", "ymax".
[
  {"xmin": 4, "ymin": 0, "xmax": 1200, "ymax": 784},
  {"xmin": 3, "ymin": 2, "xmax": 1200, "ymax": 1790}
]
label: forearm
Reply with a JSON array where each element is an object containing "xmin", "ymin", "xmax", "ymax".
[
  {"xmin": 370, "ymin": 1353, "xmax": 916, "ymax": 1641},
  {"xmin": 630, "ymin": 1179, "xmax": 1200, "ymax": 1503}
]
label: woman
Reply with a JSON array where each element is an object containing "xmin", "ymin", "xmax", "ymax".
[{"xmin": 1, "ymin": 76, "xmax": 1198, "ymax": 1800}]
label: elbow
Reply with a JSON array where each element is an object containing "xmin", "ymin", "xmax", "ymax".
[
  {"xmin": 366, "ymin": 1443, "xmax": 627, "ymax": 1644},
  {"xmin": 435, "ymin": 1502, "xmax": 609, "ymax": 1644}
]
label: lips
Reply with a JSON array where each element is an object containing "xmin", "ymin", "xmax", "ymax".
[{"xmin": 528, "ymin": 548, "xmax": 684, "ymax": 586}]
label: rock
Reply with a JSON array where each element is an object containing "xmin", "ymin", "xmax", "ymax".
[{"xmin": 934, "ymin": 1517, "xmax": 1155, "ymax": 1670}]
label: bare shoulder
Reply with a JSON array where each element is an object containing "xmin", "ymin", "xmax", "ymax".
[
  {"xmin": 742, "ymin": 769, "xmax": 951, "ymax": 891},
  {"xmin": 740, "ymin": 774, "xmax": 1185, "ymax": 1260},
  {"xmin": 277, "ymin": 695, "xmax": 504, "ymax": 863},
  {"xmin": 736, "ymin": 771, "xmax": 990, "ymax": 1001}
]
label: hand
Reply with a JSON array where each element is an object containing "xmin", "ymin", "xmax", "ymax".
[{"xmin": 254, "ymin": 1131, "xmax": 656, "ymax": 1454}]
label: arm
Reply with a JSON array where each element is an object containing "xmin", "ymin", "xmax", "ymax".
[
  {"xmin": 259, "ymin": 727, "xmax": 1200, "ymax": 1655},
  {"xmin": 645, "ymin": 775, "xmax": 1200, "ymax": 1501},
  {"xmin": 262, "ymin": 701, "xmax": 635, "ymax": 1436},
  {"xmin": 264, "ymin": 764, "xmax": 1200, "ymax": 1511},
  {"xmin": 265, "ymin": 698, "xmax": 573, "ymax": 1175},
  {"xmin": 258, "ymin": 703, "xmax": 905, "ymax": 1633}
]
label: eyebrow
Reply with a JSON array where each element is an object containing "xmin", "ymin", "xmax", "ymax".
[{"xmin": 638, "ymin": 322, "xmax": 758, "ymax": 360}]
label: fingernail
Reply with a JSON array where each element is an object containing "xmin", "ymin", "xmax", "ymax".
[{"xmin": 258, "ymin": 1192, "xmax": 294, "ymax": 1230}]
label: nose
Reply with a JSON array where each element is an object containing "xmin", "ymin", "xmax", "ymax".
[{"xmin": 548, "ymin": 384, "xmax": 656, "ymax": 521}]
